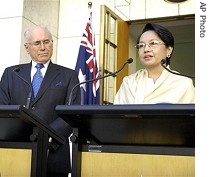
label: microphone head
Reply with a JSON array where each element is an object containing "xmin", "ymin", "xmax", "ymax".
[
  {"xmin": 161, "ymin": 59, "xmax": 166, "ymax": 65},
  {"xmin": 127, "ymin": 58, "xmax": 133, "ymax": 64}
]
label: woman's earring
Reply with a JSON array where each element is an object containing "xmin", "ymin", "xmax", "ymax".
[{"xmin": 167, "ymin": 54, "xmax": 171, "ymax": 58}]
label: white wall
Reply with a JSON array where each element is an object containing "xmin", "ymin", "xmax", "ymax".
[{"xmin": 0, "ymin": 0, "xmax": 24, "ymax": 77}]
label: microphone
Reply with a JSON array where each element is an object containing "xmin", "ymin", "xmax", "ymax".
[
  {"xmin": 161, "ymin": 59, "xmax": 195, "ymax": 79},
  {"xmin": 13, "ymin": 68, "xmax": 33, "ymax": 109},
  {"xmin": 68, "ymin": 58, "xmax": 133, "ymax": 105},
  {"xmin": 104, "ymin": 69, "xmax": 116, "ymax": 77}
]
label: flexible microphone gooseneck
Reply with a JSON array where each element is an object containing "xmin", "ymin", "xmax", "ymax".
[
  {"xmin": 68, "ymin": 58, "xmax": 133, "ymax": 105},
  {"xmin": 13, "ymin": 68, "xmax": 33, "ymax": 109},
  {"xmin": 161, "ymin": 59, "xmax": 195, "ymax": 79}
]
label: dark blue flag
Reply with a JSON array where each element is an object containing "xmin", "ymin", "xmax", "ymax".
[{"xmin": 75, "ymin": 12, "xmax": 100, "ymax": 105}]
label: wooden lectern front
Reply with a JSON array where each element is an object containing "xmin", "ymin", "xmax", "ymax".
[
  {"xmin": 56, "ymin": 104, "xmax": 195, "ymax": 177},
  {"xmin": 0, "ymin": 105, "xmax": 66, "ymax": 177}
]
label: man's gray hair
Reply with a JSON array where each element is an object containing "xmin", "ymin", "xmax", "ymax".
[{"xmin": 24, "ymin": 26, "xmax": 53, "ymax": 43}]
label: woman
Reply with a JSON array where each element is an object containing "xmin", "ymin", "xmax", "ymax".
[{"xmin": 114, "ymin": 23, "xmax": 195, "ymax": 104}]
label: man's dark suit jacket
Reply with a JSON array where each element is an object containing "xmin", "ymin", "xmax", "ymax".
[{"xmin": 0, "ymin": 61, "xmax": 81, "ymax": 174}]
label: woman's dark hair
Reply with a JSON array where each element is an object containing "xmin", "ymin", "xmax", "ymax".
[{"xmin": 136, "ymin": 23, "xmax": 174, "ymax": 65}]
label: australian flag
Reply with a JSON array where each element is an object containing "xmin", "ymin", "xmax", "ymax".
[{"xmin": 75, "ymin": 12, "xmax": 100, "ymax": 105}]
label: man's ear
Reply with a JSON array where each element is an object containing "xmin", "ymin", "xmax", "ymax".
[{"xmin": 24, "ymin": 44, "xmax": 29, "ymax": 53}]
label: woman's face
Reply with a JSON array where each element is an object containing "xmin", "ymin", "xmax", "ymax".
[{"xmin": 137, "ymin": 30, "xmax": 173, "ymax": 69}]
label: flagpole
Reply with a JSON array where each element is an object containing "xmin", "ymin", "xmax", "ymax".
[{"xmin": 88, "ymin": 2, "xmax": 92, "ymax": 9}]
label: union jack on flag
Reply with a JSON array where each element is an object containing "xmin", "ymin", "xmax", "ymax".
[{"xmin": 75, "ymin": 12, "xmax": 100, "ymax": 105}]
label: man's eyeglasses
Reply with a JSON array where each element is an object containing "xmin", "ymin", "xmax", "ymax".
[
  {"xmin": 25, "ymin": 39, "xmax": 53, "ymax": 47},
  {"xmin": 135, "ymin": 40, "xmax": 165, "ymax": 50}
]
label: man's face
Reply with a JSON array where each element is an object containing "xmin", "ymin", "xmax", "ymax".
[{"xmin": 24, "ymin": 27, "xmax": 53, "ymax": 64}]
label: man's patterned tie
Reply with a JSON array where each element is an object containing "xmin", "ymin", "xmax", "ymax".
[{"xmin": 32, "ymin": 63, "xmax": 44, "ymax": 97}]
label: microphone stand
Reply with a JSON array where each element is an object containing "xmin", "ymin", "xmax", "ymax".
[
  {"xmin": 13, "ymin": 68, "xmax": 33, "ymax": 109},
  {"xmin": 68, "ymin": 58, "xmax": 133, "ymax": 105},
  {"xmin": 161, "ymin": 59, "xmax": 195, "ymax": 79}
]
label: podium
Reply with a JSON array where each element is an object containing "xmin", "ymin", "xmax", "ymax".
[
  {"xmin": 0, "ymin": 105, "xmax": 66, "ymax": 177},
  {"xmin": 56, "ymin": 104, "xmax": 195, "ymax": 177}
]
